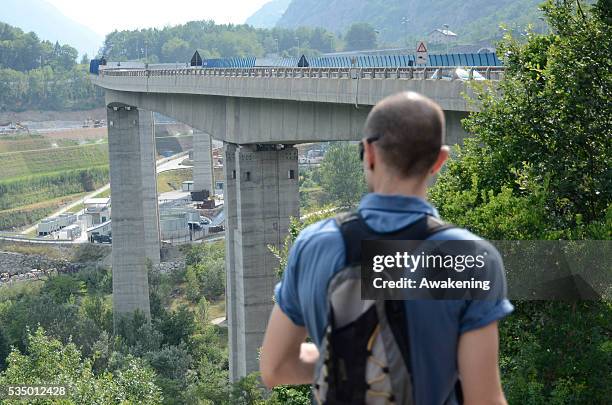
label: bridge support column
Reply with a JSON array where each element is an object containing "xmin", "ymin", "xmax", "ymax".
[
  {"xmin": 139, "ymin": 110, "xmax": 161, "ymax": 266},
  {"xmin": 444, "ymin": 110, "xmax": 469, "ymax": 145},
  {"xmin": 107, "ymin": 104, "xmax": 153, "ymax": 327},
  {"xmin": 193, "ymin": 131, "xmax": 215, "ymax": 195},
  {"xmin": 227, "ymin": 144, "xmax": 299, "ymax": 380},
  {"xmin": 223, "ymin": 142, "xmax": 239, "ymax": 381}
]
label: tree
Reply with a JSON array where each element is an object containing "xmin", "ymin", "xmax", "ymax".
[
  {"xmin": 319, "ymin": 143, "xmax": 367, "ymax": 208},
  {"xmin": 161, "ymin": 37, "xmax": 191, "ymax": 62},
  {"xmin": 184, "ymin": 241, "xmax": 226, "ymax": 302},
  {"xmin": 0, "ymin": 327, "xmax": 9, "ymax": 371},
  {"xmin": 309, "ymin": 27, "xmax": 335, "ymax": 53},
  {"xmin": 344, "ymin": 22, "xmax": 377, "ymax": 51},
  {"xmin": 0, "ymin": 327, "xmax": 163, "ymax": 404},
  {"xmin": 429, "ymin": 1, "xmax": 611, "ymax": 402},
  {"xmin": 431, "ymin": 0, "xmax": 610, "ymax": 240}
]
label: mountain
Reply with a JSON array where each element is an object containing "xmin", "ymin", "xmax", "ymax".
[
  {"xmin": 276, "ymin": 0, "xmax": 545, "ymax": 44},
  {"xmin": 245, "ymin": 0, "xmax": 292, "ymax": 29},
  {"xmin": 1, "ymin": 0, "xmax": 103, "ymax": 56}
]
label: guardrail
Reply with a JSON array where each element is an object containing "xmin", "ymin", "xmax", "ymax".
[
  {"xmin": 0, "ymin": 234, "xmax": 75, "ymax": 245},
  {"xmin": 98, "ymin": 66, "xmax": 506, "ymax": 81}
]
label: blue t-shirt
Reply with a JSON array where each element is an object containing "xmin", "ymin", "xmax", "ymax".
[{"xmin": 274, "ymin": 193, "xmax": 514, "ymax": 405}]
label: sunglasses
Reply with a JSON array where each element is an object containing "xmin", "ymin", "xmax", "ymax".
[{"xmin": 359, "ymin": 134, "xmax": 383, "ymax": 161}]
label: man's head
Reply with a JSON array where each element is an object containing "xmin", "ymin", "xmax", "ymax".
[{"xmin": 361, "ymin": 92, "xmax": 449, "ymax": 192}]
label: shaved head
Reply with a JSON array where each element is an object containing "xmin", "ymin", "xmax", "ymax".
[{"xmin": 364, "ymin": 92, "xmax": 445, "ymax": 177}]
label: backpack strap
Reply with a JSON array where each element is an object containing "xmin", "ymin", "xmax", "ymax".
[{"xmin": 335, "ymin": 211, "xmax": 455, "ymax": 266}]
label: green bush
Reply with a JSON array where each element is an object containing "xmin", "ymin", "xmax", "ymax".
[
  {"xmin": 0, "ymin": 327, "xmax": 163, "ymax": 404},
  {"xmin": 184, "ymin": 241, "xmax": 226, "ymax": 302}
]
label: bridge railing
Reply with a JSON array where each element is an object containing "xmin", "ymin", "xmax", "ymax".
[{"xmin": 98, "ymin": 66, "xmax": 506, "ymax": 81}]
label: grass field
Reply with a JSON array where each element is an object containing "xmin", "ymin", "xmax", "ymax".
[
  {"xmin": 157, "ymin": 168, "xmax": 193, "ymax": 193},
  {"xmin": 0, "ymin": 137, "xmax": 83, "ymax": 153},
  {"xmin": 0, "ymin": 143, "xmax": 108, "ymax": 181}
]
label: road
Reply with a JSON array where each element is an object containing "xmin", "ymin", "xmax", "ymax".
[
  {"xmin": 210, "ymin": 316, "xmax": 226, "ymax": 326},
  {"xmin": 20, "ymin": 152, "xmax": 190, "ymax": 236}
]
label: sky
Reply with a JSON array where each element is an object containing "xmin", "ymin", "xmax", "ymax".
[{"xmin": 46, "ymin": 0, "xmax": 271, "ymax": 36}]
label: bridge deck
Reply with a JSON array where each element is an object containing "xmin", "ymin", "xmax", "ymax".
[{"xmin": 92, "ymin": 66, "xmax": 503, "ymax": 144}]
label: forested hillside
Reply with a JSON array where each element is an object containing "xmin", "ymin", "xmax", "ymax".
[
  {"xmin": 103, "ymin": 21, "xmax": 338, "ymax": 62},
  {"xmin": 0, "ymin": 22, "xmax": 102, "ymax": 112},
  {"xmin": 276, "ymin": 0, "xmax": 546, "ymax": 44}
]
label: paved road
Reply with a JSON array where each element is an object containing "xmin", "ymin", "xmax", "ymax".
[{"xmin": 210, "ymin": 316, "xmax": 226, "ymax": 326}]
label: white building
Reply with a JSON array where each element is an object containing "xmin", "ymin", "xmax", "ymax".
[
  {"xmin": 428, "ymin": 28, "xmax": 458, "ymax": 44},
  {"xmin": 37, "ymin": 213, "xmax": 77, "ymax": 236},
  {"xmin": 83, "ymin": 197, "xmax": 111, "ymax": 227},
  {"xmin": 59, "ymin": 224, "xmax": 82, "ymax": 240}
]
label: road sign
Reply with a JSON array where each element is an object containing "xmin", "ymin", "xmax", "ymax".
[{"xmin": 416, "ymin": 41, "xmax": 428, "ymax": 65}]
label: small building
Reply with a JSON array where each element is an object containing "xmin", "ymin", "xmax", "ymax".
[
  {"xmin": 37, "ymin": 213, "xmax": 77, "ymax": 236},
  {"xmin": 182, "ymin": 181, "xmax": 194, "ymax": 192},
  {"xmin": 84, "ymin": 197, "xmax": 111, "ymax": 227},
  {"xmin": 59, "ymin": 224, "xmax": 82, "ymax": 240},
  {"xmin": 57, "ymin": 213, "xmax": 77, "ymax": 228},
  {"xmin": 428, "ymin": 28, "xmax": 458, "ymax": 44},
  {"xmin": 159, "ymin": 207, "xmax": 208, "ymax": 241},
  {"xmin": 37, "ymin": 219, "xmax": 58, "ymax": 236},
  {"xmin": 160, "ymin": 213, "xmax": 190, "ymax": 240}
]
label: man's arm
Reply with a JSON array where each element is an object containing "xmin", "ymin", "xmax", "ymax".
[
  {"xmin": 260, "ymin": 304, "xmax": 319, "ymax": 389},
  {"xmin": 457, "ymin": 321, "xmax": 507, "ymax": 405}
]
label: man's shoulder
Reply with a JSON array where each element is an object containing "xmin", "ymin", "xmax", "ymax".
[
  {"xmin": 428, "ymin": 225, "xmax": 483, "ymax": 241},
  {"xmin": 293, "ymin": 217, "xmax": 344, "ymax": 255},
  {"xmin": 429, "ymin": 225, "xmax": 502, "ymax": 260}
]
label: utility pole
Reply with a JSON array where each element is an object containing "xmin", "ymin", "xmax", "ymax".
[
  {"xmin": 443, "ymin": 24, "xmax": 450, "ymax": 54},
  {"xmin": 295, "ymin": 37, "xmax": 300, "ymax": 57},
  {"xmin": 401, "ymin": 17, "xmax": 409, "ymax": 48}
]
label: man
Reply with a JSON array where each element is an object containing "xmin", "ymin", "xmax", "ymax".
[{"xmin": 260, "ymin": 92, "xmax": 513, "ymax": 404}]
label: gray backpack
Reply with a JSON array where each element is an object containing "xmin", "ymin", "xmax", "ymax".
[{"xmin": 313, "ymin": 212, "xmax": 456, "ymax": 405}]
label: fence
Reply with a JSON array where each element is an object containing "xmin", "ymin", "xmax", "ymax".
[{"xmin": 99, "ymin": 65, "xmax": 506, "ymax": 81}]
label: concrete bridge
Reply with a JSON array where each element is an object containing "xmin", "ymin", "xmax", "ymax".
[{"xmin": 91, "ymin": 65, "xmax": 504, "ymax": 381}]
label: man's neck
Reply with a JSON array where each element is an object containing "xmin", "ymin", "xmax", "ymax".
[{"xmin": 372, "ymin": 174, "xmax": 429, "ymax": 200}]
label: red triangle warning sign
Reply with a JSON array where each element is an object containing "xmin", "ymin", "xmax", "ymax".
[{"xmin": 417, "ymin": 42, "xmax": 428, "ymax": 52}]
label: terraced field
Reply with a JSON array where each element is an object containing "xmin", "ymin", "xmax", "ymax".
[
  {"xmin": 0, "ymin": 143, "xmax": 108, "ymax": 181},
  {"xmin": 0, "ymin": 137, "xmax": 79, "ymax": 153},
  {"xmin": 0, "ymin": 134, "xmax": 110, "ymax": 230}
]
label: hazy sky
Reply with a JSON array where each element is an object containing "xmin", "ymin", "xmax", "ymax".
[{"xmin": 46, "ymin": 0, "xmax": 271, "ymax": 36}]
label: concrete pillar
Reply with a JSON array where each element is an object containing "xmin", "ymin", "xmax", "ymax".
[
  {"xmin": 229, "ymin": 144, "xmax": 299, "ymax": 379},
  {"xmin": 223, "ymin": 142, "xmax": 239, "ymax": 381},
  {"xmin": 444, "ymin": 110, "xmax": 469, "ymax": 146},
  {"xmin": 107, "ymin": 104, "xmax": 151, "ymax": 325},
  {"xmin": 193, "ymin": 131, "xmax": 215, "ymax": 194},
  {"xmin": 139, "ymin": 110, "xmax": 161, "ymax": 266}
]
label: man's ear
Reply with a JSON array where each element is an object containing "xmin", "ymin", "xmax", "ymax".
[
  {"xmin": 430, "ymin": 146, "xmax": 450, "ymax": 175},
  {"xmin": 365, "ymin": 141, "xmax": 376, "ymax": 170}
]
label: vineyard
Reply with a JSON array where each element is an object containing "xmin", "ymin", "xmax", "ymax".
[
  {"xmin": 0, "ymin": 136, "xmax": 79, "ymax": 153},
  {"xmin": 0, "ymin": 142, "xmax": 108, "ymax": 181},
  {"xmin": 0, "ymin": 137, "xmax": 110, "ymax": 230}
]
